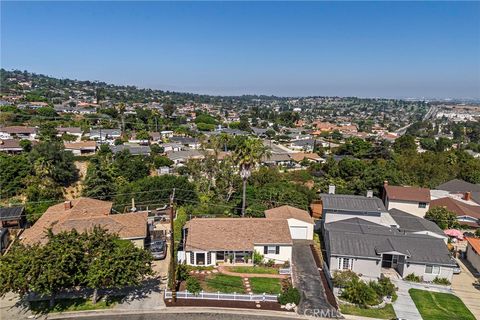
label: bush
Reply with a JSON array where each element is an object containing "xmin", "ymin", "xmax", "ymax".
[
  {"xmin": 432, "ymin": 277, "xmax": 451, "ymax": 285},
  {"xmin": 278, "ymin": 287, "xmax": 301, "ymax": 305},
  {"xmin": 253, "ymin": 250, "xmax": 264, "ymax": 265},
  {"xmin": 176, "ymin": 264, "xmax": 190, "ymax": 282},
  {"xmin": 405, "ymin": 273, "xmax": 423, "ymax": 282},
  {"xmin": 374, "ymin": 277, "xmax": 396, "ymax": 298},
  {"xmin": 333, "ymin": 270, "xmax": 359, "ymax": 288},
  {"xmin": 186, "ymin": 277, "xmax": 202, "ymax": 295},
  {"xmin": 341, "ymin": 277, "xmax": 378, "ymax": 307},
  {"xmin": 265, "ymin": 259, "xmax": 275, "ymax": 267}
]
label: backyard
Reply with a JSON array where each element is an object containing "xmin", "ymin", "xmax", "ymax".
[{"xmin": 409, "ymin": 289, "xmax": 475, "ymax": 320}]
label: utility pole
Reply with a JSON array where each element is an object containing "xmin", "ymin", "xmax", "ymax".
[{"xmin": 169, "ymin": 188, "xmax": 176, "ymax": 302}]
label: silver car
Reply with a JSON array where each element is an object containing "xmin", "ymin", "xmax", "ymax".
[{"xmin": 150, "ymin": 240, "xmax": 167, "ymax": 260}]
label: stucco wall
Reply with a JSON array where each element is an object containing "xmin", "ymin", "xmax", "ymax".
[
  {"xmin": 329, "ymin": 256, "xmax": 382, "ymax": 279},
  {"xmin": 287, "ymin": 218, "xmax": 314, "ymax": 240},
  {"xmin": 386, "ymin": 199, "xmax": 429, "ymax": 218},
  {"xmin": 254, "ymin": 245, "xmax": 292, "ymax": 265},
  {"xmin": 400, "ymin": 263, "xmax": 454, "ymax": 282},
  {"xmin": 466, "ymin": 244, "xmax": 480, "ymax": 273}
]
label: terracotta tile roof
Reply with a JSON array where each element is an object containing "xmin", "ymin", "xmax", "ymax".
[
  {"xmin": 264, "ymin": 205, "xmax": 314, "ymax": 224},
  {"xmin": 385, "ymin": 185, "xmax": 431, "ymax": 203},
  {"xmin": 466, "ymin": 237, "xmax": 480, "ymax": 254},
  {"xmin": 21, "ymin": 197, "xmax": 147, "ymax": 245},
  {"xmin": 430, "ymin": 197, "xmax": 480, "ymax": 220},
  {"xmin": 64, "ymin": 141, "xmax": 97, "ymax": 150},
  {"xmin": 185, "ymin": 218, "xmax": 292, "ymax": 251}
]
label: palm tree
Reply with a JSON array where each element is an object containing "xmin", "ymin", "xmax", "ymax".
[{"xmin": 233, "ymin": 138, "xmax": 271, "ymax": 217}]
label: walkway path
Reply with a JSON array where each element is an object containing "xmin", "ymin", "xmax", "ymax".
[
  {"xmin": 218, "ymin": 266, "xmax": 288, "ymax": 279},
  {"xmin": 392, "ymin": 281, "xmax": 422, "ymax": 320}
]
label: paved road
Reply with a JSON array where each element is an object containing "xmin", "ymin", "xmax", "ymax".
[
  {"xmin": 452, "ymin": 258, "xmax": 480, "ymax": 319},
  {"xmin": 291, "ymin": 241, "xmax": 332, "ymax": 315}
]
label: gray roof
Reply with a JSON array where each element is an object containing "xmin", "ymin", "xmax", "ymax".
[
  {"xmin": 290, "ymin": 139, "xmax": 315, "ymax": 147},
  {"xmin": 0, "ymin": 207, "xmax": 25, "ymax": 221},
  {"xmin": 169, "ymin": 136, "xmax": 199, "ymax": 145},
  {"xmin": 389, "ymin": 208, "xmax": 444, "ymax": 236},
  {"xmin": 167, "ymin": 150, "xmax": 204, "ymax": 161},
  {"xmin": 90, "ymin": 129, "xmax": 121, "ymax": 137},
  {"xmin": 436, "ymin": 179, "xmax": 480, "ymax": 193},
  {"xmin": 263, "ymin": 153, "xmax": 291, "ymax": 162},
  {"xmin": 110, "ymin": 144, "xmax": 150, "ymax": 155},
  {"xmin": 320, "ymin": 194, "xmax": 387, "ymax": 214},
  {"xmin": 325, "ymin": 218, "xmax": 455, "ymax": 266}
]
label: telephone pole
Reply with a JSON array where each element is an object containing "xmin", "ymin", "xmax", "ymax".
[{"xmin": 169, "ymin": 188, "xmax": 177, "ymax": 302}]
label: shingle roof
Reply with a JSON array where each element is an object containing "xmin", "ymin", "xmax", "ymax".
[
  {"xmin": 264, "ymin": 205, "xmax": 314, "ymax": 224},
  {"xmin": 0, "ymin": 126, "xmax": 37, "ymax": 134},
  {"xmin": 21, "ymin": 198, "xmax": 147, "ymax": 245},
  {"xmin": 0, "ymin": 207, "xmax": 25, "ymax": 221},
  {"xmin": 167, "ymin": 150, "xmax": 204, "ymax": 161},
  {"xmin": 436, "ymin": 179, "xmax": 480, "ymax": 193},
  {"xmin": 64, "ymin": 141, "xmax": 96, "ymax": 150},
  {"xmin": 110, "ymin": 144, "xmax": 150, "ymax": 155},
  {"xmin": 324, "ymin": 218, "xmax": 455, "ymax": 266},
  {"xmin": 385, "ymin": 185, "xmax": 431, "ymax": 203},
  {"xmin": 185, "ymin": 218, "xmax": 292, "ymax": 251},
  {"xmin": 389, "ymin": 209, "xmax": 444, "ymax": 236},
  {"xmin": 0, "ymin": 139, "xmax": 22, "ymax": 150},
  {"xmin": 320, "ymin": 194, "xmax": 387, "ymax": 213},
  {"xmin": 430, "ymin": 197, "xmax": 480, "ymax": 220}
]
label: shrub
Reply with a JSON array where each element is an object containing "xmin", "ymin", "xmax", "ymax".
[
  {"xmin": 332, "ymin": 270, "xmax": 359, "ymax": 288},
  {"xmin": 405, "ymin": 273, "xmax": 423, "ymax": 282},
  {"xmin": 265, "ymin": 259, "xmax": 275, "ymax": 267},
  {"xmin": 432, "ymin": 277, "xmax": 451, "ymax": 285},
  {"xmin": 283, "ymin": 260, "xmax": 290, "ymax": 268},
  {"xmin": 253, "ymin": 250, "xmax": 264, "ymax": 265},
  {"xmin": 186, "ymin": 277, "xmax": 202, "ymax": 295},
  {"xmin": 341, "ymin": 277, "xmax": 378, "ymax": 307},
  {"xmin": 278, "ymin": 287, "xmax": 301, "ymax": 305},
  {"xmin": 375, "ymin": 277, "xmax": 396, "ymax": 298},
  {"xmin": 176, "ymin": 264, "xmax": 190, "ymax": 282},
  {"xmin": 475, "ymin": 228, "xmax": 480, "ymax": 238}
]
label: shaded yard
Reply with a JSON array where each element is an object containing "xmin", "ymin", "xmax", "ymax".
[
  {"xmin": 29, "ymin": 296, "xmax": 123, "ymax": 314},
  {"xmin": 409, "ymin": 288, "xmax": 475, "ymax": 320},
  {"xmin": 340, "ymin": 303, "xmax": 396, "ymax": 319}
]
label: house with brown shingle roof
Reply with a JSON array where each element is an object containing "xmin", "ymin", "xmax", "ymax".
[
  {"xmin": 0, "ymin": 126, "xmax": 37, "ymax": 140},
  {"xmin": 430, "ymin": 197, "xmax": 480, "ymax": 228},
  {"xmin": 180, "ymin": 218, "xmax": 293, "ymax": 267},
  {"xmin": 383, "ymin": 181, "xmax": 431, "ymax": 218},
  {"xmin": 21, "ymin": 198, "xmax": 148, "ymax": 248},
  {"xmin": 265, "ymin": 205, "xmax": 314, "ymax": 240},
  {"xmin": 64, "ymin": 141, "xmax": 97, "ymax": 155}
]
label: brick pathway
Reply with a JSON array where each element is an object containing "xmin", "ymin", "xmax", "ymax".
[{"xmin": 218, "ymin": 266, "xmax": 288, "ymax": 279}]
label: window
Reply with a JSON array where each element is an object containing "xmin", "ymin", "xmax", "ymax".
[
  {"xmin": 338, "ymin": 258, "xmax": 354, "ymax": 270},
  {"xmin": 207, "ymin": 252, "xmax": 212, "ymax": 265},
  {"xmin": 418, "ymin": 202, "xmax": 427, "ymax": 209},
  {"xmin": 425, "ymin": 265, "xmax": 440, "ymax": 274},
  {"xmin": 189, "ymin": 252, "xmax": 194, "ymax": 264},
  {"xmin": 264, "ymin": 245, "xmax": 279, "ymax": 254}
]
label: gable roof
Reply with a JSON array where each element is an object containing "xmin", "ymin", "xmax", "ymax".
[
  {"xmin": 466, "ymin": 237, "xmax": 480, "ymax": 255},
  {"xmin": 264, "ymin": 205, "xmax": 314, "ymax": 224},
  {"xmin": 0, "ymin": 207, "xmax": 25, "ymax": 221},
  {"xmin": 184, "ymin": 218, "xmax": 292, "ymax": 251},
  {"xmin": 436, "ymin": 179, "xmax": 480, "ymax": 193},
  {"xmin": 430, "ymin": 197, "xmax": 480, "ymax": 220},
  {"xmin": 389, "ymin": 208, "xmax": 444, "ymax": 236},
  {"xmin": 385, "ymin": 185, "xmax": 431, "ymax": 203},
  {"xmin": 21, "ymin": 198, "xmax": 147, "ymax": 245},
  {"xmin": 64, "ymin": 141, "xmax": 96, "ymax": 150},
  {"xmin": 0, "ymin": 126, "xmax": 37, "ymax": 134},
  {"xmin": 289, "ymin": 152, "xmax": 323, "ymax": 162},
  {"xmin": 320, "ymin": 194, "xmax": 387, "ymax": 214}
]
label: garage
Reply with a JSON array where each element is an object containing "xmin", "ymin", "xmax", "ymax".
[{"xmin": 290, "ymin": 226, "xmax": 308, "ymax": 239}]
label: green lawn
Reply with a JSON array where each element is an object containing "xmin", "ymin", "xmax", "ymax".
[
  {"xmin": 409, "ymin": 289, "xmax": 475, "ymax": 320},
  {"xmin": 340, "ymin": 303, "xmax": 396, "ymax": 319},
  {"xmin": 204, "ymin": 274, "xmax": 245, "ymax": 293},
  {"xmin": 228, "ymin": 266, "xmax": 279, "ymax": 274},
  {"xmin": 249, "ymin": 277, "xmax": 282, "ymax": 294},
  {"xmin": 29, "ymin": 296, "xmax": 123, "ymax": 314}
]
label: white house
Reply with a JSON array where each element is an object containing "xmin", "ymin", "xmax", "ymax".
[
  {"xmin": 0, "ymin": 126, "xmax": 37, "ymax": 140},
  {"xmin": 179, "ymin": 218, "xmax": 292, "ymax": 266},
  {"xmin": 383, "ymin": 182, "xmax": 431, "ymax": 218},
  {"xmin": 264, "ymin": 205, "xmax": 314, "ymax": 240},
  {"xmin": 56, "ymin": 127, "xmax": 83, "ymax": 142}
]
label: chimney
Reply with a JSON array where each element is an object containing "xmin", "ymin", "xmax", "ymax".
[
  {"xmin": 367, "ymin": 190, "xmax": 373, "ymax": 198},
  {"xmin": 131, "ymin": 198, "xmax": 137, "ymax": 212},
  {"xmin": 328, "ymin": 185, "xmax": 336, "ymax": 194},
  {"xmin": 64, "ymin": 200, "xmax": 72, "ymax": 210},
  {"xmin": 464, "ymin": 192, "xmax": 471, "ymax": 201}
]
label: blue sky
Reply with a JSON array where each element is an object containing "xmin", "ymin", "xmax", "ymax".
[{"xmin": 1, "ymin": 1, "xmax": 479, "ymax": 98}]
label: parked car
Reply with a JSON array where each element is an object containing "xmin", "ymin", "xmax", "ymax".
[{"xmin": 150, "ymin": 240, "xmax": 167, "ymax": 260}]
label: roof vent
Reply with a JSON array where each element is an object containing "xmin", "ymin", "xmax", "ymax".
[
  {"xmin": 328, "ymin": 185, "xmax": 336, "ymax": 194},
  {"xmin": 367, "ymin": 190, "xmax": 373, "ymax": 198},
  {"xmin": 64, "ymin": 200, "xmax": 72, "ymax": 210}
]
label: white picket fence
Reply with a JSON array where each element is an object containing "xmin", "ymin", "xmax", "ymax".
[{"xmin": 164, "ymin": 290, "xmax": 279, "ymax": 302}]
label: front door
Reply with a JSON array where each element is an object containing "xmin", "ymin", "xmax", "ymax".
[{"xmin": 196, "ymin": 252, "xmax": 205, "ymax": 265}]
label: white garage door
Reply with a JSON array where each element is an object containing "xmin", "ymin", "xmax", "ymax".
[{"xmin": 290, "ymin": 226, "xmax": 308, "ymax": 239}]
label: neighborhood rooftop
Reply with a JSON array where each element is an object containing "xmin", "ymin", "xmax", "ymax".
[
  {"xmin": 384, "ymin": 185, "xmax": 431, "ymax": 203},
  {"xmin": 320, "ymin": 193, "xmax": 387, "ymax": 213}
]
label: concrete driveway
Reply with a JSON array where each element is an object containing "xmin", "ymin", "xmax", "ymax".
[
  {"xmin": 452, "ymin": 258, "xmax": 480, "ymax": 319},
  {"xmin": 291, "ymin": 240, "xmax": 333, "ymax": 315}
]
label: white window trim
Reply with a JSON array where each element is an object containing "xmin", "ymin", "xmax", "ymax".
[
  {"xmin": 267, "ymin": 245, "xmax": 277, "ymax": 254},
  {"xmin": 338, "ymin": 257, "xmax": 354, "ymax": 270},
  {"xmin": 425, "ymin": 265, "xmax": 441, "ymax": 275}
]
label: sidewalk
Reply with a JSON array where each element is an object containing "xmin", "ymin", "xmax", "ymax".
[{"xmin": 392, "ymin": 281, "xmax": 422, "ymax": 320}]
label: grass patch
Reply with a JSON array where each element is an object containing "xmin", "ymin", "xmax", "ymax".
[
  {"xmin": 204, "ymin": 274, "xmax": 245, "ymax": 293},
  {"xmin": 29, "ymin": 296, "xmax": 123, "ymax": 313},
  {"xmin": 228, "ymin": 266, "xmax": 278, "ymax": 274},
  {"xmin": 340, "ymin": 303, "xmax": 396, "ymax": 319},
  {"xmin": 409, "ymin": 288, "xmax": 475, "ymax": 320},
  {"xmin": 249, "ymin": 277, "xmax": 282, "ymax": 295}
]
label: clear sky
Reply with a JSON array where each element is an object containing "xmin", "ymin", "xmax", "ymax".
[{"xmin": 1, "ymin": 1, "xmax": 479, "ymax": 98}]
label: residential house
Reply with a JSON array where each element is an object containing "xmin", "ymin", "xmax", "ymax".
[
  {"xmin": 161, "ymin": 142, "xmax": 183, "ymax": 153},
  {"xmin": 261, "ymin": 153, "xmax": 292, "ymax": 167},
  {"xmin": 289, "ymin": 152, "xmax": 325, "ymax": 164},
  {"xmin": 179, "ymin": 218, "xmax": 292, "ymax": 266},
  {"xmin": 0, "ymin": 207, "xmax": 26, "ymax": 228},
  {"xmin": 64, "ymin": 141, "xmax": 97, "ymax": 155},
  {"xmin": 0, "ymin": 126, "xmax": 37, "ymax": 140},
  {"xmin": 160, "ymin": 130, "xmax": 174, "ymax": 139},
  {"xmin": 89, "ymin": 128, "xmax": 121, "ymax": 143},
  {"xmin": 465, "ymin": 237, "xmax": 480, "ymax": 273},
  {"xmin": 324, "ymin": 218, "xmax": 456, "ymax": 281},
  {"xmin": 264, "ymin": 205, "xmax": 314, "ymax": 240},
  {"xmin": 21, "ymin": 198, "xmax": 148, "ymax": 248},
  {"xmin": 110, "ymin": 144, "xmax": 151, "ymax": 156},
  {"xmin": 167, "ymin": 150, "xmax": 204, "ymax": 166},
  {"xmin": 383, "ymin": 182, "xmax": 431, "ymax": 218},
  {"xmin": 389, "ymin": 209, "xmax": 447, "ymax": 242},
  {"xmin": 435, "ymin": 179, "xmax": 480, "ymax": 204},
  {"xmin": 289, "ymin": 139, "xmax": 316, "ymax": 152},
  {"xmin": 128, "ymin": 132, "xmax": 150, "ymax": 145},
  {"xmin": 169, "ymin": 136, "xmax": 201, "ymax": 149},
  {"xmin": 0, "ymin": 139, "xmax": 23, "ymax": 153},
  {"xmin": 56, "ymin": 127, "xmax": 83, "ymax": 141},
  {"xmin": 430, "ymin": 196, "xmax": 480, "ymax": 228}
]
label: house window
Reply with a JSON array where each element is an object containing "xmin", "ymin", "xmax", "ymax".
[
  {"xmin": 207, "ymin": 252, "xmax": 212, "ymax": 265},
  {"xmin": 264, "ymin": 245, "xmax": 279, "ymax": 255},
  {"xmin": 425, "ymin": 265, "xmax": 440, "ymax": 275},
  {"xmin": 418, "ymin": 202, "xmax": 427, "ymax": 209},
  {"xmin": 338, "ymin": 258, "xmax": 354, "ymax": 270},
  {"xmin": 189, "ymin": 252, "xmax": 194, "ymax": 264}
]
